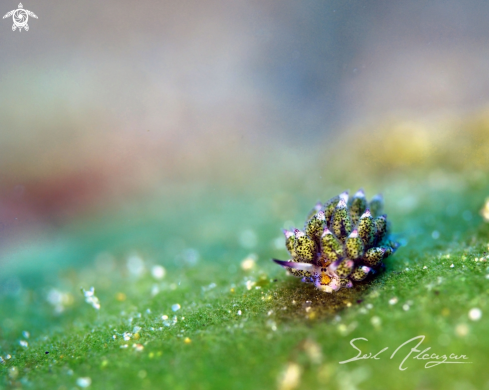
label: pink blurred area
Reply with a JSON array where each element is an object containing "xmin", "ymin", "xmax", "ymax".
[
  {"xmin": 2, "ymin": 0, "xmax": 489, "ymax": 232},
  {"xmin": 0, "ymin": 1, "xmax": 276, "ymax": 228}
]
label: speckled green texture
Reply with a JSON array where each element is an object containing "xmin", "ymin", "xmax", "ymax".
[
  {"xmin": 1, "ymin": 172, "xmax": 489, "ymax": 390},
  {"xmin": 293, "ymin": 232, "xmax": 317, "ymax": 263},
  {"xmin": 349, "ymin": 191, "xmax": 368, "ymax": 226},
  {"xmin": 364, "ymin": 247, "xmax": 385, "ymax": 267},
  {"xmin": 324, "ymin": 196, "xmax": 340, "ymax": 225},
  {"xmin": 332, "ymin": 202, "xmax": 353, "ymax": 242},
  {"xmin": 305, "ymin": 212, "xmax": 326, "ymax": 242},
  {"xmin": 358, "ymin": 212, "xmax": 375, "ymax": 247},
  {"xmin": 335, "ymin": 259, "xmax": 354, "ymax": 278},
  {"xmin": 319, "ymin": 230, "xmax": 343, "ymax": 266},
  {"xmin": 345, "ymin": 235, "xmax": 365, "ymax": 260}
]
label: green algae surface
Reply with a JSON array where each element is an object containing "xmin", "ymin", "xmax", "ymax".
[{"xmin": 1, "ymin": 173, "xmax": 489, "ymax": 390}]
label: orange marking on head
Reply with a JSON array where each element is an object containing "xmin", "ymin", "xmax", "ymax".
[{"xmin": 320, "ymin": 273, "xmax": 332, "ymax": 285}]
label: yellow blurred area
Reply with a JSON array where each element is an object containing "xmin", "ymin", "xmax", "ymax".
[{"xmin": 341, "ymin": 109, "xmax": 489, "ymax": 175}]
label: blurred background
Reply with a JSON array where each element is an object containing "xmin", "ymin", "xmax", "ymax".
[
  {"xmin": 1, "ymin": 0, "xmax": 489, "ymax": 263},
  {"xmin": 3, "ymin": 3, "xmax": 489, "ymax": 388}
]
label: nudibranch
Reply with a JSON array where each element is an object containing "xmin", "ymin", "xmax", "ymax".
[{"xmin": 272, "ymin": 190, "xmax": 398, "ymax": 293}]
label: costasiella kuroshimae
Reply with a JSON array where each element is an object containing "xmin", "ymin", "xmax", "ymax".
[{"xmin": 272, "ymin": 190, "xmax": 398, "ymax": 293}]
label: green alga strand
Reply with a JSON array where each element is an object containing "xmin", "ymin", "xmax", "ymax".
[{"xmin": 349, "ymin": 189, "xmax": 367, "ymax": 225}]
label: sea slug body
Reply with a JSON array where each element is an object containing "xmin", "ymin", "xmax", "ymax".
[{"xmin": 273, "ymin": 190, "xmax": 398, "ymax": 292}]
